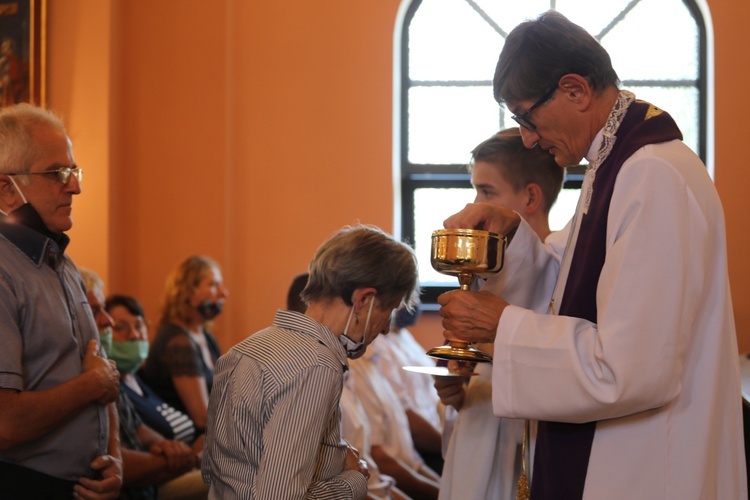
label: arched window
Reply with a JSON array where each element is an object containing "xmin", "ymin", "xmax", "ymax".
[{"xmin": 395, "ymin": 0, "xmax": 710, "ymax": 304}]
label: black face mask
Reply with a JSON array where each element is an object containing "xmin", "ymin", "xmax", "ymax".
[
  {"xmin": 9, "ymin": 202, "xmax": 49, "ymax": 235},
  {"xmin": 197, "ymin": 300, "xmax": 223, "ymax": 321},
  {"xmin": 7, "ymin": 202, "xmax": 69, "ymax": 250}
]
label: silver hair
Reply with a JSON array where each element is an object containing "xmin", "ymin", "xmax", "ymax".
[
  {"xmin": 302, "ymin": 225, "xmax": 420, "ymax": 310},
  {"xmin": 0, "ymin": 103, "xmax": 67, "ymax": 184},
  {"xmin": 78, "ymin": 266, "xmax": 104, "ymax": 296}
]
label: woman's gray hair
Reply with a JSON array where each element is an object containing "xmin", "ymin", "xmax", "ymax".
[
  {"xmin": 302, "ymin": 225, "xmax": 420, "ymax": 310},
  {"xmin": 0, "ymin": 103, "xmax": 67, "ymax": 180}
]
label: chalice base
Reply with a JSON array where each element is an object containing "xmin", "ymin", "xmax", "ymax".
[{"xmin": 426, "ymin": 342, "xmax": 492, "ymax": 363}]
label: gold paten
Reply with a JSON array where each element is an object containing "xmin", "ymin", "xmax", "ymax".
[{"xmin": 428, "ymin": 228, "xmax": 507, "ymax": 363}]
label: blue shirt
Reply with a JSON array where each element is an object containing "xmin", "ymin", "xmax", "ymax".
[{"xmin": 0, "ymin": 217, "xmax": 108, "ymax": 481}]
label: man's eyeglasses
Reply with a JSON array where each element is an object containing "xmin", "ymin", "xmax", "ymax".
[
  {"xmin": 7, "ymin": 166, "xmax": 83, "ymax": 185},
  {"xmin": 511, "ymin": 85, "xmax": 558, "ymax": 131}
]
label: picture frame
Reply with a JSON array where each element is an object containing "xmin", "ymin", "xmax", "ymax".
[{"xmin": 0, "ymin": 0, "xmax": 45, "ymax": 109}]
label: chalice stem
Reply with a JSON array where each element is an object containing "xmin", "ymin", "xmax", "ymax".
[
  {"xmin": 448, "ymin": 340, "xmax": 470, "ymax": 350},
  {"xmin": 457, "ymin": 272, "xmax": 474, "ymax": 291},
  {"xmin": 455, "ymin": 273, "xmax": 475, "ymax": 351}
]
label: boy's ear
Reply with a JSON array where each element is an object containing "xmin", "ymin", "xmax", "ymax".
[{"xmin": 525, "ymin": 183, "xmax": 544, "ymax": 214}]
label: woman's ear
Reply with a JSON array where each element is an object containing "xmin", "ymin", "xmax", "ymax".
[{"xmin": 351, "ymin": 287, "xmax": 377, "ymax": 313}]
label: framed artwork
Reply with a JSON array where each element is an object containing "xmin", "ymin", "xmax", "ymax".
[{"xmin": 0, "ymin": 0, "xmax": 45, "ymax": 109}]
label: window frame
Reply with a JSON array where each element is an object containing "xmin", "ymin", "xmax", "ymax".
[{"xmin": 396, "ymin": 0, "xmax": 710, "ymax": 305}]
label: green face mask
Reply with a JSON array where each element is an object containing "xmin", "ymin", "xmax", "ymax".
[
  {"xmin": 99, "ymin": 327, "xmax": 113, "ymax": 356},
  {"xmin": 109, "ymin": 340, "xmax": 149, "ymax": 374}
]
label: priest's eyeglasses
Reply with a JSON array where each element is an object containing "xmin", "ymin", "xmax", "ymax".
[
  {"xmin": 7, "ymin": 166, "xmax": 83, "ymax": 185},
  {"xmin": 511, "ymin": 85, "xmax": 558, "ymax": 131}
]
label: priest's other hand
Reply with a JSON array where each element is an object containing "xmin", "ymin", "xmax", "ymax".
[{"xmin": 443, "ymin": 202, "xmax": 520, "ymax": 238}]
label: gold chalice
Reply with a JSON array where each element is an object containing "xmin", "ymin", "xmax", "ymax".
[{"xmin": 428, "ymin": 228, "xmax": 507, "ymax": 363}]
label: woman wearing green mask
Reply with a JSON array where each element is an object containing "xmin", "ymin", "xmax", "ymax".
[
  {"xmin": 105, "ymin": 295, "xmax": 202, "ymax": 448},
  {"xmin": 104, "ymin": 294, "xmax": 208, "ymax": 499},
  {"xmin": 80, "ymin": 267, "xmax": 207, "ymax": 500}
]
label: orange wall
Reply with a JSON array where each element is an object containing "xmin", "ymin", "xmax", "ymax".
[
  {"xmin": 46, "ymin": 0, "xmax": 112, "ymax": 283},
  {"xmin": 711, "ymin": 0, "xmax": 750, "ymax": 354},
  {"xmin": 45, "ymin": 0, "xmax": 750, "ymax": 354}
]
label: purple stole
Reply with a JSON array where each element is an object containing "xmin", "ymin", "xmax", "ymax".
[{"xmin": 529, "ymin": 100, "xmax": 683, "ymax": 500}]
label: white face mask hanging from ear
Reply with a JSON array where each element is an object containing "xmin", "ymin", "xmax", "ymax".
[
  {"xmin": 339, "ymin": 296, "xmax": 375, "ymax": 359},
  {"xmin": 8, "ymin": 176, "xmax": 28, "ymax": 204},
  {"xmin": 0, "ymin": 176, "xmax": 28, "ymax": 216}
]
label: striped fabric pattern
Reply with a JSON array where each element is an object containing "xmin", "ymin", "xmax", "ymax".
[
  {"xmin": 202, "ymin": 310, "xmax": 368, "ymax": 499},
  {"xmin": 120, "ymin": 375, "xmax": 197, "ymax": 445},
  {"xmin": 157, "ymin": 402, "xmax": 195, "ymax": 443}
]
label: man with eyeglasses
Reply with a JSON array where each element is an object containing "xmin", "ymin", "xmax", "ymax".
[
  {"xmin": 0, "ymin": 103, "xmax": 123, "ymax": 498},
  {"xmin": 436, "ymin": 11, "xmax": 745, "ymax": 500}
]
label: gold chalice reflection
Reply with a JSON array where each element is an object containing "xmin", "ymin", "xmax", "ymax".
[{"xmin": 429, "ymin": 228, "xmax": 507, "ymax": 363}]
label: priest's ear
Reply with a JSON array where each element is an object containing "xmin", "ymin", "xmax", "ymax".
[{"xmin": 558, "ymin": 74, "xmax": 592, "ymax": 108}]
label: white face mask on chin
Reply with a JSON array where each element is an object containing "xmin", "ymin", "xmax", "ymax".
[{"xmin": 339, "ymin": 297, "xmax": 375, "ymax": 358}]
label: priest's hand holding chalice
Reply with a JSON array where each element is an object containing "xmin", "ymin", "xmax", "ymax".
[{"xmin": 430, "ymin": 203, "xmax": 522, "ymax": 364}]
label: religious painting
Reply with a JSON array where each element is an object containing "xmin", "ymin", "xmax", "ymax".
[{"xmin": 0, "ymin": 0, "xmax": 44, "ymax": 109}]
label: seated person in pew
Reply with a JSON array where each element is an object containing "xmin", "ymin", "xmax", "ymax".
[
  {"xmin": 139, "ymin": 256, "xmax": 228, "ymax": 434},
  {"xmin": 372, "ymin": 302, "xmax": 444, "ymax": 474},
  {"xmin": 81, "ymin": 268, "xmax": 207, "ymax": 500},
  {"xmin": 106, "ymin": 294, "xmax": 204, "ymax": 450},
  {"xmin": 350, "ymin": 346, "xmax": 441, "ymax": 499}
]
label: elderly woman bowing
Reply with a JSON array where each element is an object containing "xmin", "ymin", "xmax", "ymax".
[{"xmin": 202, "ymin": 225, "xmax": 419, "ymax": 500}]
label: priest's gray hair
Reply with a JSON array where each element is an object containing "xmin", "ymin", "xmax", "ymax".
[{"xmin": 493, "ymin": 10, "xmax": 620, "ymax": 106}]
